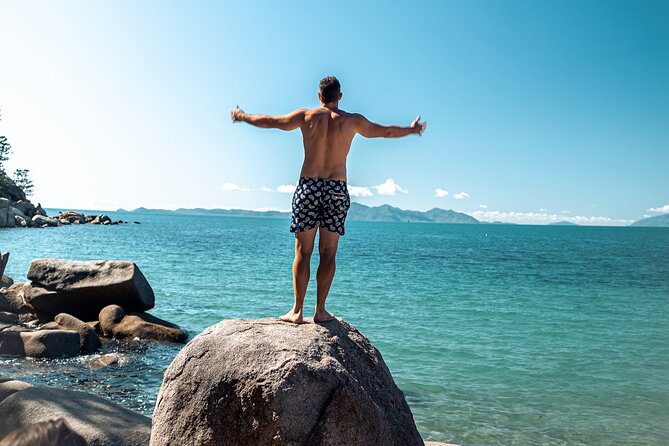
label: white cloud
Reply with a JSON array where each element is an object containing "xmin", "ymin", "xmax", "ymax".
[
  {"xmin": 259, "ymin": 186, "xmax": 273, "ymax": 192},
  {"xmin": 374, "ymin": 178, "xmax": 407, "ymax": 195},
  {"xmin": 435, "ymin": 188, "xmax": 449, "ymax": 198},
  {"xmin": 479, "ymin": 204, "xmax": 488, "ymax": 209},
  {"xmin": 276, "ymin": 184, "xmax": 296, "ymax": 193},
  {"xmin": 348, "ymin": 186, "xmax": 373, "ymax": 197},
  {"xmin": 539, "ymin": 208, "xmax": 547, "ymax": 212},
  {"xmin": 222, "ymin": 183, "xmax": 250, "ymax": 192},
  {"xmin": 648, "ymin": 204, "xmax": 669, "ymax": 213},
  {"xmin": 453, "ymin": 192, "xmax": 469, "ymax": 200},
  {"xmin": 561, "ymin": 210, "xmax": 571, "ymax": 214},
  {"xmin": 470, "ymin": 209, "xmax": 633, "ymax": 226}
]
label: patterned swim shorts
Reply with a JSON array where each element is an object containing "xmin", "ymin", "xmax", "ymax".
[{"xmin": 290, "ymin": 177, "xmax": 351, "ymax": 235}]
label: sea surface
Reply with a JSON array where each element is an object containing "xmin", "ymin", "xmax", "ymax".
[{"xmin": 1, "ymin": 211, "xmax": 668, "ymax": 445}]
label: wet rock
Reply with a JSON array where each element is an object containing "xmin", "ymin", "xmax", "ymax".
[
  {"xmin": 89, "ymin": 354, "xmax": 120, "ymax": 369},
  {"xmin": 54, "ymin": 313, "xmax": 102, "ymax": 354},
  {"xmin": 0, "ymin": 385, "xmax": 151, "ymax": 446},
  {"xmin": 25, "ymin": 259, "xmax": 155, "ymax": 320},
  {"xmin": 151, "ymin": 318, "xmax": 423, "ymax": 446},
  {"xmin": 0, "ymin": 329, "xmax": 80, "ymax": 358},
  {"xmin": 99, "ymin": 304, "xmax": 187, "ymax": 343}
]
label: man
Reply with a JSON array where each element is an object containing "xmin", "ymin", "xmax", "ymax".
[{"xmin": 231, "ymin": 76, "xmax": 426, "ymax": 324}]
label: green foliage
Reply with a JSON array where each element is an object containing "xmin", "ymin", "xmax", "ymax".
[{"xmin": 13, "ymin": 168, "xmax": 34, "ymax": 196}]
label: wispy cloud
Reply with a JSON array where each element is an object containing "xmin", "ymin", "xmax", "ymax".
[
  {"xmin": 435, "ymin": 188, "xmax": 449, "ymax": 198},
  {"xmin": 479, "ymin": 204, "xmax": 488, "ymax": 209},
  {"xmin": 259, "ymin": 186, "xmax": 273, "ymax": 192},
  {"xmin": 276, "ymin": 184, "xmax": 297, "ymax": 193},
  {"xmin": 349, "ymin": 186, "xmax": 373, "ymax": 197},
  {"xmin": 648, "ymin": 204, "xmax": 669, "ymax": 213},
  {"xmin": 374, "ymin": 178, "xmax": 408, "ymax": 195},
  {"xmin": 470, "ymin": 209, "xmax": 633, "ymax": 226},
  {"xmin": 222, "ymin": 182, "xmax": 250, "ymax": 192},
  {"xmin": 453, "ymin": 192, "xmax": 469, "ymax": 199}
]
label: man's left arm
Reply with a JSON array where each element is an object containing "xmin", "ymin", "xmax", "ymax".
[{"xmin": 231, "ymin": 106, "xmax": 306, "ymax": 131}]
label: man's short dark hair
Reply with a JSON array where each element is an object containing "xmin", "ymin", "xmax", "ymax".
[{"xmin": 319, "ymin": 76, "xmax": 341, "ymax": 104}]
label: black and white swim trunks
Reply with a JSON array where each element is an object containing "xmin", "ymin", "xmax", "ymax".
[{"xmin": 290, "ymin": 177, "xmax": 351, "ymax": 235}]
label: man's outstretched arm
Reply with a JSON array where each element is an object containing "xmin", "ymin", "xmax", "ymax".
[
  {"xmin": 231, "ymin": 106, "xmax": 306, "ymax": 131},
  {"xmin": 355, "ymin": 114, "xmax": 427, "ymax": 138}
]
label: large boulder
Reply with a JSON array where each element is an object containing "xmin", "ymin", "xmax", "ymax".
[
  {"xmin": 54, "ymin": 312, "xmax": 102, "ymax": 354},
  {"xmin": 0, "ymin": 329, "xmax": 80, "ymax": 358},
  {"xmin": 0, "ymin": 384, "xmax": 151, "ymax": 446},
  {"xmin": 25, "ymin": 259, "xmax": 155, "ymax": 320},
  {"xmin": 0, "ymin": 199, "xmax": 15, "ymax": 228},
  {"xmin": 99, "ymin": 304, "xmax": 187, "ymax": 343},
  {"xmin": 12, "ymin": 200, "xmax": 36, "ymax": 218},
  {"xmin": 151, "ymin": 318, "xmax": 423, "ymax": 446}
]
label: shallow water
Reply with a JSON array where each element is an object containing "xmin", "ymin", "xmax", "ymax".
[{"xmin": 2, "ymin": 212, "xmax": 668, "ymax": 445}]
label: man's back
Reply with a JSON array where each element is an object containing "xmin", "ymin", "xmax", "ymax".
[
  {"xmin": 299, "ymin": 107, "xmax": 358, "ymax": 181},
  {"xmin": 230, "ymin": 75, "xmax": 425, "ymax": 324}
]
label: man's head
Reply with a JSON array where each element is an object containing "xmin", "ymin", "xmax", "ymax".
[{"xmin": 318, "ymin": 76, "xmax": 342, "ymax": 105}]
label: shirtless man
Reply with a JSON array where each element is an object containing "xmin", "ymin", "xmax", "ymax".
[{"xmin": 231, "ymin": 76, "xmax": 426, "ymax": 324}]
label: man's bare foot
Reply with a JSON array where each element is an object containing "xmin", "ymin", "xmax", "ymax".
[
  {"xmin": 279, "ymin": 310, "xmax": 304, "ymax": 324},
  {"xmin": 313, "ymin": 309, "xmax": 335, "ymax": 323}
]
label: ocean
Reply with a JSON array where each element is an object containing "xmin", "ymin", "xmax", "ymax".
[{"xmin": 1, "ymin": 211, "xmax": 668, "ymax": 445}]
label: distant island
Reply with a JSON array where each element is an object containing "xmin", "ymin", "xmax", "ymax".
[
  {"xmin": 549, "ymin": 221, "xmax": 579, "ymax": 226},
  {"xmin": 118, "ymin": 203, "xmax": 481, "ymax": 224},
  {"xmin": 631, "ymin": 213, "xmax": 669, "ymax": 228}
]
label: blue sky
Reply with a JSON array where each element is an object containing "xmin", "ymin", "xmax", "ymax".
[{"xmin": 1, "ymin": 0, "xmax": 667, "ymax": 225}]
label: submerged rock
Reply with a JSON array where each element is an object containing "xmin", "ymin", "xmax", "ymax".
[
  {"xmin": 99, "ymin": 304, "xmax": 187, "ymax": 343},
  {"xmin": 0, "ymin": 384, "xmax": 151, "ymax": 446},
  {"xmin": 25, "ymin": 259, "xmax": 155, "ymax": 320},
  {"xmin": 151, "ymin": 318, "xmax": 423, "ymax": 446}
]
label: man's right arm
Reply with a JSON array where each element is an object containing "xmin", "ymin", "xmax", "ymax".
[{"xmin": 354, "ymin": 114, "xmax": 427, "ymax": 138}]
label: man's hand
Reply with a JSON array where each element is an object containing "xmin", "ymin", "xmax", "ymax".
[
  {"xmin": 231, "ymin": 105, "xmax": 245, "ymax": 123},
  {"xmin": 411, "ymin": 115, "xmax": 427, "ymax": 136}
]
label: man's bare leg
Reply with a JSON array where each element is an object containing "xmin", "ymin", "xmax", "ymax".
[
  {"xmin": 281, "ymin": 228, "xmax": 317, "ymax": 324},
  {"xmin": 314, "ymin": 228, "xmax": 340, "ymax": 322}
]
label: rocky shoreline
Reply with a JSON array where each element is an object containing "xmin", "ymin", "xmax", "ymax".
[
  {"xmin": 1, "ymin": 256, "xmax": 187, "ymax": 359},
  {"xmin": 0, "ymin": 256, "xmax": 456, "ymax": 445}
]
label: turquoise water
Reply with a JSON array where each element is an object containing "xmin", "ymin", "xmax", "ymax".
[{"xmin": 1, "ymin": 211, "xmax": 668, "ymax": 445}]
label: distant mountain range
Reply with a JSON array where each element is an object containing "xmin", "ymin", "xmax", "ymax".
[
  {"xmin": 116, "ymin": 206, "xmax": 669, "ymax": 227},
  {"xmin": 119, "ymin": 203, "xmax": 480, "ymax": 224},
  {"xmin": 630, "ymin": 213, "xmax": 669, "ymax": 227}
]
